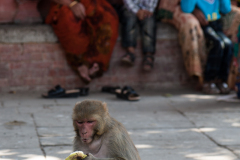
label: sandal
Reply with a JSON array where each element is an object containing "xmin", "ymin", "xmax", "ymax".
[
  {"xmin": 202, "ymin": 82, "xmax": 220, "ymax": 94},
  {"xmin": 216, "ymin": 82, "xmax": 230, "ymax": 94},
  {"xmin": 42, "ymin": 85, "xmax": 80, "ymax": 98},
  {"xmin": 75, "ymin": 87, "xmax": 89, "ymax": 96},
  {"xmin": 116, "ymin": 86, "xmax": 140, "ymax": 101},
  {"xmin": 101, "ymin": 86, "xmax": 121, "ymax": 94},
  {"xmin": 121, "ymin": 52, "xmax": 135, "ymax": 66},
  {"xmin": 142, "ymin": 55, "xmax": 154, "ymax": 71}
]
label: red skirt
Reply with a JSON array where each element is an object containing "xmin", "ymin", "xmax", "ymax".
[{"xmin": 45, "ymin": 0, "xmax": 119, "ymax": 73}]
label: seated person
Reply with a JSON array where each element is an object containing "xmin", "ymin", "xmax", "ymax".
[
  {"xmin": 181, "ymin": 0, "xmax": 233, "ymax": 94},
  {"xmin": 46, "ymin": 0, "xmax": 119, "ymax": 83},
  {"xmin": 120, "ymin": 0, "xmax": 158, "ymax": 71},
  {"xmin": 157, "ymin": 0, "xmax": 240, "ymax": 89}
]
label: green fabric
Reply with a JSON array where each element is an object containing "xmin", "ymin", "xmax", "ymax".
[{"xmin": 156, "ymin": 9, "xmax": 173, "ymax": 20}]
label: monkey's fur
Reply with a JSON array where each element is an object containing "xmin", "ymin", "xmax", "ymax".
[{"xmin": 72, "ymin": 100, "xmax": 141, "ymax": 160}]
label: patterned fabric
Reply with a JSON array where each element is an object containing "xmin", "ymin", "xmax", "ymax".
[
  {"xmin": 123, "ymin": 0, "xmax": 158, "ymax": 13},
  {"xmin": 45, "ymin": 0, "xmax": 119, "ymax": 76},
  {"xmin": 158, "ymin": 1, "xmax": 240, "ymax": 87}
]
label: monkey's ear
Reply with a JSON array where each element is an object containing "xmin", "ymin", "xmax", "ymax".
[{"xmin": 102, "ymin": 102, "xmax": 108, "ymax": 113}]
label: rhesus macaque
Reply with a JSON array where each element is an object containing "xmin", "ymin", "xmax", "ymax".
[{"xmin": 72, "ymin": 100, "xmax": 141, "ymax": 160}]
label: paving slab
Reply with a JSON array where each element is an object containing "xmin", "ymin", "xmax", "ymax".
[
  {"xmin": 227, "ymin": 146, "xmax": 240, "ymax": 158},
  {"xmin": 44, "ymin": 146, "xmax": 73, "ymax": 160},
  {"xmin": 0, "ymin": 148, "xmax": 45, "ymax": 160},
  {"xmin": 137, "ymin": 147, "xmax": 238, "ymax": 160},
  {"xmin": 38, "ymin": 127, "xmax": 74, "ymax": 137},
  {"xmin": 40, "ymin": 137, "xmax": 73, "ymax": 146},
  {"xmin": 199, "ymin": 128, "xmax": 240, "ymax": 146},
  {"xmin": 0, "ymin": 90, "xmax": 240, "ymax": 160}
]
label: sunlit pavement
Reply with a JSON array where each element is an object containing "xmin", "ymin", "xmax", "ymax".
[{"xmin": 0, "ymin": 88, "xmax": 240, "ymax": 160}]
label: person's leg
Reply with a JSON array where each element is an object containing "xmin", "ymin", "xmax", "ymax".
[
  {"xmin": 139, "ymin": 14, "xmax": 156, "ymax": 71},
  {"xmin": 216, "ymin": 31, "xmax": 233, "ymax": 94},
  {"xmin": 202, "ymin": 24, "xmax": 225, "ymax": 94},
  {"xmin": 202, "ymin": 26, "xmax": 224, "ymax": 82},
  {"xmin": 120, "ymin": 7, "xmax": 138, "ymax": 65},
  {"xmin": 172, "ymin": 7, "xmax": 206, "ymax": 85}
]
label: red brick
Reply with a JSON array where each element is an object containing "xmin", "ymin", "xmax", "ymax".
[
  {"xmin": 0, "ymin": 0, "xmax": 17, "ymax": 23},
  {"xmin": 14, "ymin": 0, "xmax": 42, "ymax": 24},
  {"xmin": 0, "ymin": 79, "xmax": 9, "ymax": 87}
]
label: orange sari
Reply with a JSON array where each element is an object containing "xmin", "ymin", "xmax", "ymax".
[{"xmin": 46, "ymin": 0, "xmax": 119, "ymax": 75}]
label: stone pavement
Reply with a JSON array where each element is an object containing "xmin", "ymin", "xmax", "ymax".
[{"xmin": 0, "ymin": 88, "xmax": 240, "ymax": 160}]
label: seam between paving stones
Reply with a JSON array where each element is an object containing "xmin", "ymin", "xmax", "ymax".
[
  {"xmin": 31, "ymin": 113, "xmax": 46, "ymax": 158},
  {"xmin": 169, "ymin": 102, "xmax": 240, "ymax": 159}
]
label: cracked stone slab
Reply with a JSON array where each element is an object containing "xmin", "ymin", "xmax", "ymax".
[
  {"xmin": 137, "ymin": 147, "xmax": 239, "ymax": 160},
  {"xmin": 111, "ymin": 111, "xmax": 194, "ymax": 129},
  {"xmin": 199, "ymin": 128, "xmax": 240, "ymax": 146},
  {"xmin": 34, "ymin": 112, "xmax": 72, "ymax": 127},
  {"xmin": 44, "ymin": 146, "xmax": 72, "ymax": 160},
  {"xmin": 0, "ymin": 110, "xmax": 34, "ymax": 126},
  {"xmin": 0, "ymin": 148, "xmax": 45, "ymax": 160},
  {"xmin": 40, "ymin": 136, "xmax": 74, "ymax": 146},
  {"xmin": 38, "ymin": 127, "xmax": 74, "ymax": 137},
  {"xmin": 129, "ymin": 128, "xmax": 216, "ymax": 147},
  {"xmin": 0, "ymin": 134, "xmax": 40, "ymax": 149},
  {"xmin": 227, "ymin": 145, "xmax": 240, "ymax": 158},
  {"xmin": 184, "ymin": 112, "xmax": 240, "ymax": 128}
]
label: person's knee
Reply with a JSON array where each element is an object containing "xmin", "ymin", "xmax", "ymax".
[{"xmin": 223, "ymin": 36, "xmax": 233, "ymax": 49}]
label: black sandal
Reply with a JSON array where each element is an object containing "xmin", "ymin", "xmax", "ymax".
[
  {"xmin": 42, "ymin": 85, "xmax": 81, "ymax": 98},
  {"xmin": 121, "ymin": 52, "xmax": 135, "ymax": 66},
  {"xmin": 142, "ymin": 55, "xmax": 154, "ymax": 71},
  {"xmin": 116, "ymin": 86, "xmax": 140, "ymax": 101},
  {"xmin": 101, "ymin": 86, "xmax": 121, "ymax": 94}
]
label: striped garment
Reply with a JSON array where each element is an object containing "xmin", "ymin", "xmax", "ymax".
[{"xmin": 123, "ymin": 0, "xmax": 158, "ymax": 13}]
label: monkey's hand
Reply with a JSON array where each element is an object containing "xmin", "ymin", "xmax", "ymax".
[
  {"xmin": 65, "ymin": 151, "xmax": 87, "ymax": 160},
  {"xmin": 84, "ymin": 153, "xmax": 97, "ymax": 160}
]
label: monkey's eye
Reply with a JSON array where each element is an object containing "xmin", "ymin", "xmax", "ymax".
[
  {"xmin": 87, "ymin": 121, "xmax": 94, "ymax": 123},
  {"xmin": 77, "ymin": 121, "xmax": 83, "ymax": 124}
]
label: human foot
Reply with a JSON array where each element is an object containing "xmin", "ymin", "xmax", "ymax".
[
  {"xmin": 121, "ymin": 52, "xmax": 135, "ymax": 66},
  {"xmin": 142, "ymin": 54, "xmax": 154, "ymax": 71},
  {"xmin": 78, "ymin": 65, "xmax": 92, "ymax": 83},
  {"xmin": 202, "ymin": 82, "xmax": 220, "ymax": 94},
  {"xmin": 89, "ymin": 63, "xmax": 100, "ymax": 77}
]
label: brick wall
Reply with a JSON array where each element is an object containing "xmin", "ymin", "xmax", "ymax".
[
  {"xmin": 0, "ymin": 1, "xmax": 189, "ymax": 92},
  {"xmin": 0, "ymin": 0, "xmax": 48, "ymax": 24}
]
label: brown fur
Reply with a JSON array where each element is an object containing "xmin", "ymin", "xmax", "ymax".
[{"xmin": 72, "ymin": 100, "xmax": 141, "ymax": 160}]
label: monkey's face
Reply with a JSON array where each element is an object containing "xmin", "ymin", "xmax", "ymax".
[{"xmin": 75, "ymin": 118, "xmax": 97, "ymax": 144}]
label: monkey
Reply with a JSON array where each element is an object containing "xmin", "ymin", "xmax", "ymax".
[{"xmin": 72, "ymin": 100, "xmax": 141, "ymax": 160}]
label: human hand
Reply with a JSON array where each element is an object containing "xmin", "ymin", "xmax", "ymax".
[
  {"xmin": 192, "ymin": 8, "xmax": 208, "ymax": 26},
  {"xmin": 143, "ymin": 10, "xmax": 153, "ymax": 18},
  {"xmin": 137, "ymin": 10, "xmax": 152, "ymax": 20},
  {"xmin": 231, "ymin": 0, "xmax": 238, "ymax": 6},
  {"xmin": 137, "ymin": 9, "xmax": 145, "ymax": 20},
  {"xmin": 70, "ymin": 2, "xmax": 86, "ymax": 19}
]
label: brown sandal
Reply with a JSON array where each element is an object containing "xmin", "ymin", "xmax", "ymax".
[
  {"xmin": 202, "ymin": 82, "xmax": 220, "ymax": 94},
  {"xmin": 142, "ymin": 55, "xmax": 154, "ymax": 71},
  {"xmin": 121, "ymin": 52, "xmax": 135, "ymax": 66}
]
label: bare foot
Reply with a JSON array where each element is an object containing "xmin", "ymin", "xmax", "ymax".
[
  {"xmin": 89, "ymin": 63, "xmax": 100, "ymax": 77},
  {"xmin": 78, "ymin": 65, "xmax": 92, "ymax": 82}
]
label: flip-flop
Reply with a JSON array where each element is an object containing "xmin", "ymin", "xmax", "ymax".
[
  {"xmin": 42, "ymin": 85, "xmax": 65, "ymax": 98},
  {"xmin": 116, "ymin": 86, "xmax": 140, "ymax": 101},
  {"xmin": 42, "ymin": 85, "xmax": 80, "ymax": 98},
  {"xmin": 101, "ymin": 86, "xmax": 121, "ymax": 94},
  {"xmin": 75, "ymin": 87, "xmax": 89, "ymax": 96}
]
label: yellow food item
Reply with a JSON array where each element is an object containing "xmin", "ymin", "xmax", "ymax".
[{"xmin": 65, "ymin": 151, "xmax": 87, "ymax": 160}]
